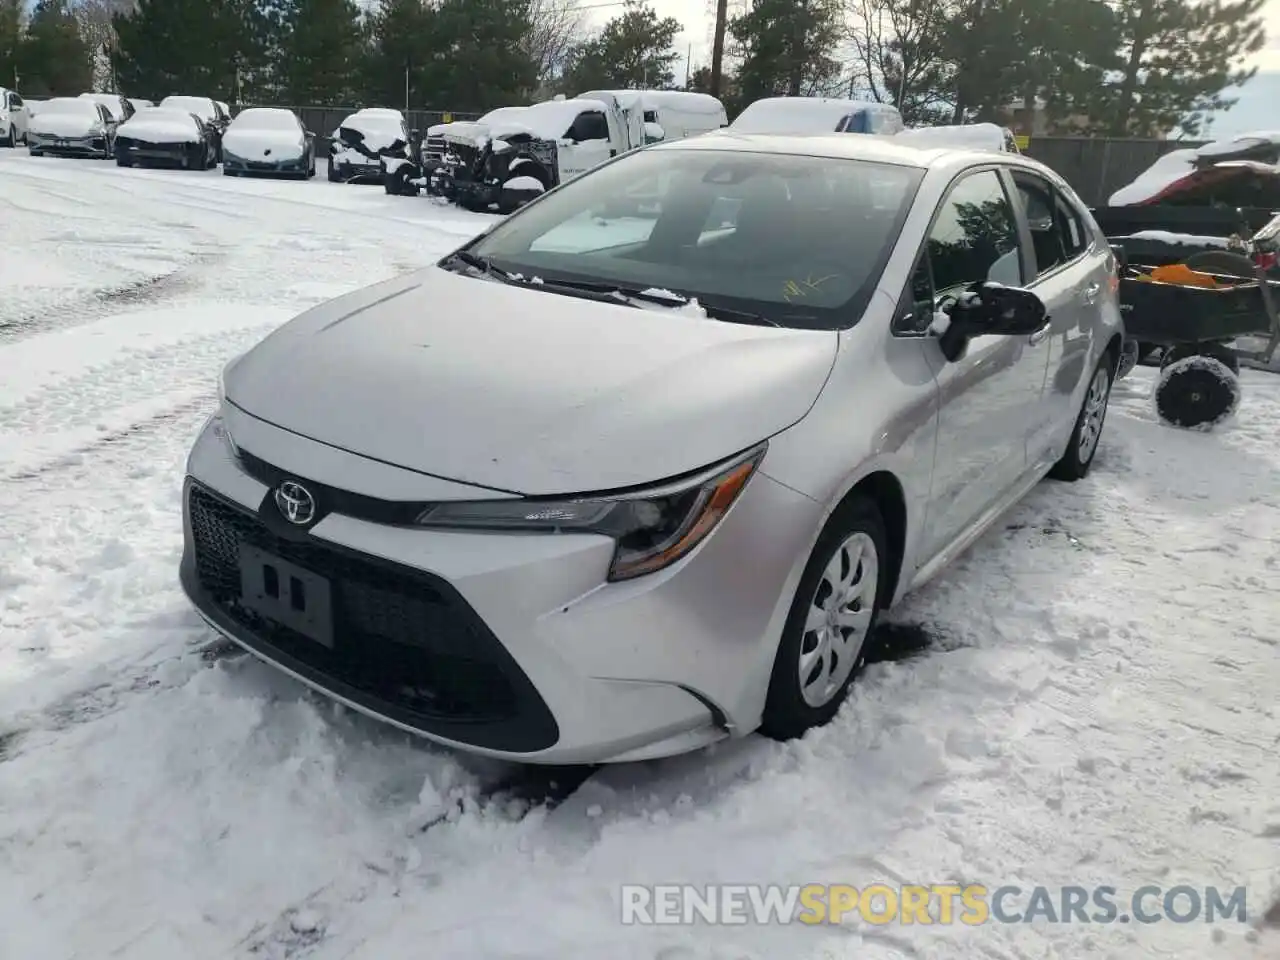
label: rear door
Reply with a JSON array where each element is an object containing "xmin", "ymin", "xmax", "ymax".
[
  {"xmin": 895, "ymin": 166, "xmax": 1049, "ymax": 562},
  {"xmin": 1007, "ymin": 168, "xmax": 1103, "ymax": 467}
]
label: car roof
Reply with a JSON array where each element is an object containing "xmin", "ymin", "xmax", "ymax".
[{"xmin": 652, "ymin": 130, "xmax": 1051, "ymax": 176}]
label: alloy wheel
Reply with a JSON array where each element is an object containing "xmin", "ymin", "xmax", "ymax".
[{"xmin": 1077, "ymin": 366, "xmax": 1110, "ymax": 463}]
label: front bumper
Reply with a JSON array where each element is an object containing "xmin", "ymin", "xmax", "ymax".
[
  {"xmin": 118, "ymin": 140, "xmax": 198, "ymax": 163},
  {"xmin": 28, "ymin": 133, "xmax": 109, "ymax": 156},
  {"xmin": 181, "ymin": 407, "xmax": 823, "ymax": 763},
  {"xmin": 222, "ymin": 153, "xmax": 307, "ymax": 174}
]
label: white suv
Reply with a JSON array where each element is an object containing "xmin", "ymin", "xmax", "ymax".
[{"xmin": 1, "ymin": 87, "xmax": 29, "ymax": 147}]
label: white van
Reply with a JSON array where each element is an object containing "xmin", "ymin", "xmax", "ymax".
[
  {"xmin": 728, "ymin": 96, "xmax": 905, "ymax": 136},
  {"xmin": 578, "ymin": 89, "xmax": 727, "ymax": 144}
]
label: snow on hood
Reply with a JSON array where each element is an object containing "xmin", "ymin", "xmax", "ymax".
[
  {"xmin": 892, "ymin": 122, "xmax": 1012, "ymax": 153},
  {"xmin": 729, "ymin": 97, "xmax": 871, "ymax": 135},
  {"xmin": 221, "ymin": 267, "xmax": 837, "ymax": 495},
  {"xmin": 116, "ymin": 109, "xmax": 200, "ymax": 143},
  {"xmin": 29, "ymin": 101, "xmax": 103, "ymax": 137},
  {"xmin": 1110, "ymin": 131, "xmax": 1280, "ymax": 205},
  {"xmin": 222, "ymin": 125, "xmax": 305, "ymax": 160}
]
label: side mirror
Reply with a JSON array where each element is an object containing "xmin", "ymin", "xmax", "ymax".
[{"xmin": 936, "ymin": 282, "xmax": 1048, "ymax": 362}]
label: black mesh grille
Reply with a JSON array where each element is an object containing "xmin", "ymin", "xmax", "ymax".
[{"xmin": 188, "ymin": 484, "xmax": 522, "ymax": 724}]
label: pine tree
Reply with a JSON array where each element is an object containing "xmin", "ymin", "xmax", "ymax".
[
  {"xmin": 563, "ymin": 0, "xmax": 682, "ymax": 91},
  {"xmin": 1, "ymin": 0, "xmax": 24, "ymax": 91},
  {"xmin": 427, "ymin": 0, "xmax": 538, "ymax": 108},
  {"xmin": 111, "ymin": 0, "xmax": 269, "ymax": 101},
  {"xmin": 279, "ymin": 0, "xmax": 362, "ymax": 104},
  {"xmin": 362, "ymin": 0, "xmax": 433, "ymax": 110},
  {"xmin": 1100, "ymin": 0, "xmax": 1266, "ymax": 136},
  {"xmin": 19, "ymin": 0, "xmax": 92, "ymax": 96},
  {"xmin": 730, "ymin": 0, "xmax": 844, "ymax": 102}
]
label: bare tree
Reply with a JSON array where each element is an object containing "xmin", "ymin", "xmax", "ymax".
[
  {"xmin": 71, "ymin": 0, "xmax": 134, "ymax": 91},
  {"xmin": 524, "ymin": 0, "xmax": 586, "ymax": 88},
  {"xmin": 847, "ymin": 0, "xmax": 954, "ymax": 123}
]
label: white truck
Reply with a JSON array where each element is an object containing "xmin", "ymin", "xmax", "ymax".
[{"xmin": 386, "ymin": 90, "xmax": 728, "ymax": 212}]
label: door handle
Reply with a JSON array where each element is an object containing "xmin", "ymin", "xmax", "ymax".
[
  {"xmin": 1028, "ymin": 319, "xmax": 1051, "ymax": 346},
  {"xmin": 1083, "ymin": 282, "xmax": 1101, "ymax": 304}
]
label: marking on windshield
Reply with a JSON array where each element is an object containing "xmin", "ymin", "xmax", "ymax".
[{"xmin": 783, "ymin": 274, "xmax": 838, "ymax": 302}]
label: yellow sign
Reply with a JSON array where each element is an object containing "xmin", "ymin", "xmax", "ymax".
[
  {"xmin": 1014, "ymin": 134, "xmax": 1030, "ymax": 149},
  {"xmin": 442, "ymin": 112, "xmax": 453, "ymax": 123}
]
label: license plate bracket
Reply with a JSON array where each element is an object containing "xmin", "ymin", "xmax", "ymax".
[{"xmin": 238, "ymin": 544, "xmax": 335, "ymax": 648}]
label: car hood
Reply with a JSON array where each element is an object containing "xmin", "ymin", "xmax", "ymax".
[
  {"xmin": 223, "ymin": 267, "xmax": 838, "ymax": 495},
  {"xmin": 30, "ymin": 114, "xmax": 99, "ymax": 137},
  {"xmin": 118, "ymin": 113, "xmax": 199, "ymax": 142},
  {"xmin": 223, "ymin": 128, "xmax": 304, "ymax": 159}
]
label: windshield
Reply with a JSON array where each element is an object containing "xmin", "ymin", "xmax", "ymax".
[
  {"xmin": 160, "ymin": 97, "xmax": 212, "ymax": 118},
  {"xmin": 233, "ymin": 110, "xmax": 298, "ymax": 131},
  {"xmin": 465, "ymin": 147, "xmax": 923, "ymax": 330},
  {"xmin": 40, "ymin": 99, "xmax": 97, "ymax": 117}
]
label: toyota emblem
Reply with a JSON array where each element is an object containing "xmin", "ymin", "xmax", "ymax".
[{"xmin": 274, "ymin": 480, "xmax": 316, "ymax": 525}]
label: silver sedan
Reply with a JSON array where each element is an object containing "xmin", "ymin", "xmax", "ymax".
[{"xmin": 181, "ymin": 133, "xmax": 1123, "ymax": 764}]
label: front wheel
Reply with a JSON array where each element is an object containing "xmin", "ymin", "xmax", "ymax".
[
  {"xmin": 1049, "ymin": 352, "xmax": 1114, "ymax": 481},
  {"xmin": 761, "ymin": 496, "xmax": 886, "ymax": 741},
  {"xmin": 1, "ymin": 125, "xmax": 14, "ymax": 148}
]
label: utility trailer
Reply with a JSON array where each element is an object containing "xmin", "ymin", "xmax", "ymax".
[{"xmin": 1112, "ymin": 248, "xmax": 1280, "ymax": 429}]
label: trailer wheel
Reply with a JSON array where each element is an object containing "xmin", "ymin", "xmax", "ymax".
[
  {"xmin": 1116, "ymin": 339, "xmax": 1140, "ymax": 380},
  {"xmin": 1153, "ymin": 354, "xmax": 1241, "ymax": 431}
]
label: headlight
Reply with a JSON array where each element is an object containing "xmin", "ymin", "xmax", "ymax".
[{"xmin": 416, "ymin": 444, "xmax": 766, "ymax": 581}]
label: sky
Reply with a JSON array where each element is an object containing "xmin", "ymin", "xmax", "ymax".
[{"xmin": 586, "ymin": 0, "xmax": 1280, "ymax": 139}]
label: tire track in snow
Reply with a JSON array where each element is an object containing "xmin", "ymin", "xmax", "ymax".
[{"xmin": 0, "ymin": 323, "xmax": 275, "ymax": 457}]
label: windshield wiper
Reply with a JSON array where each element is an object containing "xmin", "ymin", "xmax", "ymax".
[
  {"xmin": 442, "ymin": 250, "xmax": 520, "ymax": 283},
  {"xmin": 525, "ymin": 278, "xmax": 786, "ymax": 328}
]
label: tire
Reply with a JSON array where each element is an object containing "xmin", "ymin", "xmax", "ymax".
[
  {"xmin": 1, "ymin": 125, "xmax": 13, "ymax": 148},
  {"xmin": 327, "ymin": 161, "xmax": 340, "ymax": 182},
  {"xmin": 29, "ymin": 148, "xmax": 42, "ymax": 157},
  {"xmin": 760, "ymin": 496, "xmax": 888, "ymax": 741},
  {"xmin": 116, "ymin": 155, "xmax": 132, "ymax": 167},
  {"xmin": 222, "ymin": 167, "xmax": 236, "ymax": 176},
  {"xmin": 1154, "ymin": 355, "xmax": 1241, "ymax": 430},
  {"xmin": 387, "ymin": 164, "xmax": 417, "ymax": 196},
  {"xmin": 1116, "ymin": 339, "xmax": 1140, "ymax": 380},
  {"xmin": 1048, "ymin": 351, "xmax": 1115, "ymax": 482}
]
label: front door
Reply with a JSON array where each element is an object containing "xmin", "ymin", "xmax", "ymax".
[{"xmin": 909, "ymin": 167, "xmax": 1050, "ymax": 561}]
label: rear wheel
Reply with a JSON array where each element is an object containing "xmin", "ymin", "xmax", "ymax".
[
  {"xmin": 1049, "ymin": 352, "xmax": 1114, "ymax": 481},
  {"xmin": 761, "ymin": 496, "xmax": 886, "ymax": 741}
]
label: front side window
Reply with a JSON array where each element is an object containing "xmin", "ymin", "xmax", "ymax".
[
  {"xmin": 927, "ymin": 169, "xmax": 1022, "ymax": 293},
  {"xmin": 568, "ymin": 111, "xmax": 609, "ymax": 142},
  {"xmin": 465, "ymin": 148, "xmax": 925, "ymax": 330}
]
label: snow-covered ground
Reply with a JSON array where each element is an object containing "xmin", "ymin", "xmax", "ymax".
[{"xmin": 1, "ymin": 152, "xmax": 1277, "ymax": 960}]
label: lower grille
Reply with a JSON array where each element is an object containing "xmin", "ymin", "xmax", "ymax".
[{"xmin": 188, "ymin": 484, "xmax": 531, "ymax": 728}]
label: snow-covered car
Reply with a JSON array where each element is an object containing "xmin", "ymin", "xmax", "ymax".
[
  {"xmin": 78, "ymin": 92, "xmax": 135, "ymax": 125},
  {"xmin": 26, "ymin": 97, "xmax": 116, "ymax": 158},
  {"xmin": 182, "ymin": 133, "xmax": 1123, "ymax": 764},
  {"xmin": 114, "ymin": 107, "xmax": 219, "ymax": 170},
  {"xmin": 1, "ymin": 87, "xmax": 29, "ymax": 146},
  {"xmin": 328, "ymin": 107, "xmax": 408, "ymax": 183},
  {"xmin": 892, "ymin": 122, "xmax": 1019, "ymax": 153},
  {"xmin": 158, "ymin": 96, "xmax": 231, "ymax": 160},
  {"xmin": 221, "ymin": 107, "xmax": 316, "ymax": 179},
  {"xmin": 127, "ymin": 98, "xmax": 155, "ymax": 113},
  {"xmin": 729, "ymin": 96, "xmax": 905, "ymax": 135}
]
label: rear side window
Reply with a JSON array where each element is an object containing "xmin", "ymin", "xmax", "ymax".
[
  {"xmin": 927, "ymin": 169, "xmax": 1023, "ymax": 294},
  {"xmin": 1012, "ymin": 172, "xmax": 1089, "ymax": 277}
]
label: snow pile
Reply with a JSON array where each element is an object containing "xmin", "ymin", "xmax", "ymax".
[
  {"xmin": 1109, "ymin": 131, "xmax": 1280, "ymax": 205},
  {"xmin": 503, "ymin": 175, "xmax": 545, "ymax": 193},
  {"xmin": 893, "ymin": 122, "xmax": 1012, "ymax": 153},
  {"xmin": 1125, "ymin": 229, "xmax": 1236, "ymax": 248}
]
